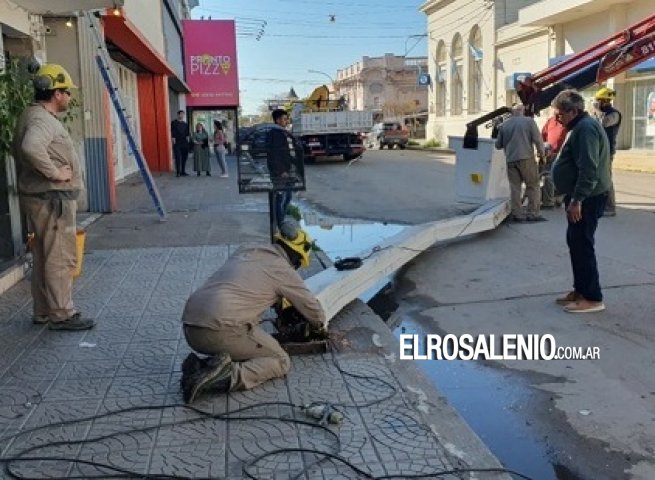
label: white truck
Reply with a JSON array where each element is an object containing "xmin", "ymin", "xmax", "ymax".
[{"xmin": 288, "ymin": 86, "xmax": 373, "ymax": 162}]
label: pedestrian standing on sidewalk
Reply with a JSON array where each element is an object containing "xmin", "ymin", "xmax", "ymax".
[
  {"xmin": 13, "ymin": 63, "xmax": 95, "ymax": 331},
  {"xmin": 494, "ymin": 104, "xmax": 546, "ymax": 222},
  {"xmin": 266, "ymin": 109, "xmax": 294, "ymax": 229},
  {"xmin": 171, "ymin": 110, "xmax": 190, "ymax": 177},
  {"xmin": 593, "ymin": 87, "xmax": 621, "ymax": 217},
  {"xmin": 551, "ymin": 89, "xmax": 611, "ymax": 314},
  {"xmin": 541, "ymin": 111, "xmax": 568, "ymax": 209},
  {"xmin": 223, "ymin": 120, "xmax": 234, "ymax": 154},
  {"xmin": 179, "ymin": 219, "xmax": 326, "ymax": 403},
  {"xmin": 192, "ymin": 122, "xmax": 211, "ymax": 176},
  {"xmin": 212, "ymin": 120, "xmax": 228, "ymax": 178}
]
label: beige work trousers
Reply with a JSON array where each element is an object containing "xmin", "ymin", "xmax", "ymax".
[
  {"xmin": 21, "ymin": 197, "xmax": 77, "ymax": 321},
  {"xmin": 507, "ymin": 158, "xmax": 540, "ymax": 217},
  {"xmin": 184, "ymin": 324, "xmax": 291, "ymax": 391}
]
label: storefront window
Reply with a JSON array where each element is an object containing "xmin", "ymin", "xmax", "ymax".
[{"xmin": 632, "ymin": 80, "xmax": 655, "ymax": 151}]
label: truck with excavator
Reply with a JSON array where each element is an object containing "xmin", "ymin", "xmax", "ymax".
[
  {"xmin": 463, "ymin": 12, "xmax": 655, "ymax": 149},
  {"xmin": 286, "ymin": 85, "xmax": 373, "ymax": 162}
]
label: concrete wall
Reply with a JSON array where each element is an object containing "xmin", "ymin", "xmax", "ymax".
[
  {"xmin": 43, "ymin": 17, "xmax": 88, "ymax": 211},
  {"xmin": 495, "ymin": 26, "xmax": 550, "ymax": 110},
  {"xmin": 494, "ymin": 0, "xmax": 543, "ymax": 28},
  {"xmin": 162, "ymin": 6, "xmax": 184, "ymax": 79},
  {"xmin": 0, "ymin": 2, "xmax": 31, "ymax": 35},
  {"xmin": 123, "ymin": 0, "xmax": 165, "ymax": 57}
]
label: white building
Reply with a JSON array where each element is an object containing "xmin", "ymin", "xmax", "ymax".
[
  {"xmin": 335, "ymin": 54, "xmax": 429, "ymax": 125},
  {"xmin": 421, "ymin": 0, "xmax": 655, "ymax": 151}
]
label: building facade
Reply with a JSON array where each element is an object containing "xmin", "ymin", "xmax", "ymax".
[
  {"xmin": 421, "ymin": 0, "xmax": 655, "ymax": 152},
  {"xmin": 335, "ymin": 54, "xmax": 429, "ymax": 124}
]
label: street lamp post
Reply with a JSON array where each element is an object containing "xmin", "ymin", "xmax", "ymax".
[
  {"xmin": 307, "ymin": 69, "xmax": 335, "ymax": 86},
  {"xmin": 404, "ymin": 34, "xmax": 427, "ymax": 57}
]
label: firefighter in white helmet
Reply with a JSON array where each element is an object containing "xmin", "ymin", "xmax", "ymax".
[
  {"xmin": 180, "ymin": 219, "xmax": 326, "ymax": 403},
  {"xmin": 13, "ymin": 64, "xmax": 95, "ymax": 331}
]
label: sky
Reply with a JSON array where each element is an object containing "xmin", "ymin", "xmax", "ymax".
[{"xmin": 191, "ymin": 0, "xmax": 428, "ymax": 115}]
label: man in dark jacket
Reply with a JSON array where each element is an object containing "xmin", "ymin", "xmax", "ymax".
[
  {"xmin": 551, "ymin": 90, "xmax": 611, "ymax": 314},
  {"xmin": 266, "ymin": 109, "xmax": 294, "ymax": 228},
  {"xmin": 171, "ymin": 110, "xmax": 190, "ymax": 177}
]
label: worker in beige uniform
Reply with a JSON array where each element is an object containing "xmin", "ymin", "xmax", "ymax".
[
  {"xmin": 180, "ymin": 219, "xmax": 326, "ymax": 403},
  {"xmin": 13, "ymin": 64, "xmax": 94, "ymax": 331}
]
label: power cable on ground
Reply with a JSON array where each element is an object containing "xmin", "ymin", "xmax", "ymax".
[{"xmin": 0, "ymin": 355, "xmax": 535, "ymax": 480}]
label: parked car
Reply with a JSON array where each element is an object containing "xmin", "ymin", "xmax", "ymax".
[
  {"xmin": 238, "ymin": 123, "xmax": 276, "ymax": 158},
  {"xmin": 237, "ymin": 123, "xmax": 277, "ymax": 174},
  {"xmin": 366, "ymin": 122, "xmax": 409, "ymax": 149}
]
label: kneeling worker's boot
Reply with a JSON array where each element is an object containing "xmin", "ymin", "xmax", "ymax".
[
  {"xmin": 183, "ymin": 353, "xmax": 232, "ymax": 404},
  {"xmin": 180, "ymin": 352, "xmax": 204, "ymax": 392}
]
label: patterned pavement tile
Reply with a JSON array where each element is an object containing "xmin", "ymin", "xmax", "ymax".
[
  {"xmin": 0, "ymin": 246, "xmax": 463, "ymax": 479},
  {"xmin": 1, "ymin": 350, "xmax": 69, "ymax": 382},
  {"xmin": 44, "ymin": 377, "xmax": 112, "ymax": 402},
  {"xmin": 149, "ymin": 442, "xmax": 226, "ymax": 478},
  {"xmin": 92, "ymin": 314, "xmax": 141, "ymax": 332},
  {"xmin": 106, "ymin": 374, "xmax": 171, "ymax": 398},
  {"xmin": 71, "ymin": 446, "xmax": 150, "ymax": 479},
  {"xmin": 67, "ymin": 340, "xmax": 129, "ymax": 362}
]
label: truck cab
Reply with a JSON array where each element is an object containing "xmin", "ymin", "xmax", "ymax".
[{"xmin": 368, "ymin": 122, "xmax": 409, "ymax": 149}]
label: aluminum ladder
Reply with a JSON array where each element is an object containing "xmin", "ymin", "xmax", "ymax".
[{"xmin": 82, "ymin": 10, "xmax": 168, "ymax": 221}]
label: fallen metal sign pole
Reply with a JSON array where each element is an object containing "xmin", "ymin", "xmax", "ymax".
[{"xmin": 306, "ymin": 199, "xmax": 510, "ymax": 324}]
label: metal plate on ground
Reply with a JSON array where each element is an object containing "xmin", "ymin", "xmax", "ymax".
[{"xmin": 279, "ymin": 339, "xmax": 329, "ymax": 355}]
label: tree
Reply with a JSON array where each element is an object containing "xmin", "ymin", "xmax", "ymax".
[{"xmin": 0, "ymin": 59, "xmax": 34, "ymax": 161}]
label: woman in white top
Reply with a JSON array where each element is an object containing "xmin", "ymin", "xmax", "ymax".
[{"xmin": 213, "ymin": 120, "xmax": 228, "ymax": 177}]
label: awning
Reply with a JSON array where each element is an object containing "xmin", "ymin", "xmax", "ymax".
[
  {"xmin": 9, "ymin": 0, "xmax": 123, "ymax": 14},
  {"xmin": 168, "ymin": 76, "xmax": 192, "ymax": 94},
  {"xmin": 103, "ymin": 14, "xmax": 174, "ymax": 76}
]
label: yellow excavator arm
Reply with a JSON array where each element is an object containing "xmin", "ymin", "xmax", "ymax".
[{"xmin": 284, "ymin": 85, "xmax": 342, "ymax": 114}]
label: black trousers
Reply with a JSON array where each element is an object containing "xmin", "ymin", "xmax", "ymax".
[
  {"xmin": 173, "ymin": 143, "xmax": 189, "ymax": 174},
  {"xmin": 565, "ymin": 193, "xmax": 607, "ymax": 302}
]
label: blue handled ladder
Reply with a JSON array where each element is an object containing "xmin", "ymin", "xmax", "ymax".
[{"xmin": 83, "ymin": 11, "xmax": 168, "ymax": 221}]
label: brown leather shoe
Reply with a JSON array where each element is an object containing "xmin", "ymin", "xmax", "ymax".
[
  {"xmin": 564, "ymin": 300, "xmax": 606, "ymax": 313},
  {"xmin": 555, "ymin": 291, "xmax": 581, "ymax": 306}
]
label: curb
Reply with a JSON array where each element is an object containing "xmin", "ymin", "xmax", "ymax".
[
  {"xmin": 77, "ymin": 212, "xmax": 104, "ymax": 231},
  {"xmin": 613, "ymin": 165, "xmax": 655, "ymax": 174},
  {"xmin": 407, "ymin": 146, "xmax": 455, "ymax": 154}
]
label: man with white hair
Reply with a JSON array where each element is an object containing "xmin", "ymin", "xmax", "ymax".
[
  {"xmin": 495, "ymin": 104, "xmax": 546, "ymax": 222},
  {"xmin": 551, "ymin": 89, "xmax": 610, "ymax": 313}
]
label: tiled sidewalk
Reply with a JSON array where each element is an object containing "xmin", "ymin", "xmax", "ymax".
[{"xmin": 0, "ymin": 246, "xmax": 456, "ymax": 479}]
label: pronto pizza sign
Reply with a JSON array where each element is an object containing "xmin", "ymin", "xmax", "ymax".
[
  {"xmin": 183, "ymin": 20, "xmax": 239, "ymax": 107},
  {"xmin": 190, "ymin": 54, "xmax": 232, "ymax": 76}
]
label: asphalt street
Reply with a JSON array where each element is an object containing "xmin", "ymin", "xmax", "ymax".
[{"xmin": 301, "ymin": 148, "xmax": 655, "ymax": 479}]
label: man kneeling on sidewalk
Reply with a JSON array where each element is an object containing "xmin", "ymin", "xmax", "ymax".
[{"xmin": 179, "ymin": 219, "xmax": 326, "ymax": 403}]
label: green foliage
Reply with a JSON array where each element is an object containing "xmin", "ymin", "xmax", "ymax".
[
  {"xmin": 0, "ymin": 59, "xmax": 34, "ymax": 161},
  {"xmin": 422, "ymin": 138, "xmax": 442, "ymax": 148},
  {"xmin": 286, "ymin": 203, "xmax": 302, "ymax": 222},
  {"xmin": 407, "ymin": 140, "xmax": 420, "ymax": 146},
  {"xmin": 60, "ymin": 95, "xmax": 82, "ymax": 135}
]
